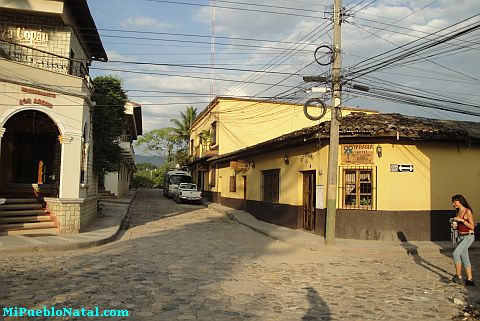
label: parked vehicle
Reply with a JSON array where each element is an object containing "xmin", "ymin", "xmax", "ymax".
[
  {"xmin": 173, "ymin": 183, "xmax": 202, "ymax": 203},
  {"xmin": 163, "ymin": 170, "xmax": 193, "ymax": 198}
]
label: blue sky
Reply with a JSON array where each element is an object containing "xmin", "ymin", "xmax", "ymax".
[{"xmin": 87, "ymin": 0, "xmax": 480, "ymax": 153}]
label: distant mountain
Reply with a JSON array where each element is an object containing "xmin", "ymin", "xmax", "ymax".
[{"xmin": 135, "ymin": 154, "xmax": 165, "ymax": 167}]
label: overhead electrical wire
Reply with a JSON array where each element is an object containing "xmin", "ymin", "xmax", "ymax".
[
  {"xmin": 142, "ymin": 0, "xmax": 327, "ymax": 19},
  {"xmin": 348, "ymin": 16, "xmax": 480, "ymax": 80},
  {"xmin": 348, "ymin": 21, "xmax": 480, "ymax": 82},
  {"xmin": 227, "ymin": 22, "xmax": 332, "ymax": 96}
]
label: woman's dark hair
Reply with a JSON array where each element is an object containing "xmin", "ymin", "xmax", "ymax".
[{"xmin": 452, "ymin": 194, "xmax": 473, "ymax": 213}]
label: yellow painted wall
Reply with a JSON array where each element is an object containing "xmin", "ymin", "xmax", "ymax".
[
  {"xmin": 214, "ymin": 141, "xmax": 480, "ymax": 217},
  {"xmin": 374, "ymin": 144, "xmax": 431, "ymax": 210},
  {"xmin": 215, "ymin": 99, "xmax": 375, "ymax": 154},
  {"xmin": 374, "ymin": 142, "xmax": 480, "ymax": 214},
  {"xmin": 218, "ymin": 144, "xmax": 329, "ymax": 206},
  {"xmin": 190, "ymin": 98, "xmax": 377, "ymax": 156}
]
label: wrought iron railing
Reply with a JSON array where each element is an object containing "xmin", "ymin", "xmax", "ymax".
[
  {"xmin": 0, "ymin": 39, "xmax": 89, "ymax": 79},
  {"xmin": 120, "ymin": 135, "xmax": 132, "ymax": 143}
]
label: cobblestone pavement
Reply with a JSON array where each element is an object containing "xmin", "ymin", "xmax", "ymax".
[{"xmin": 1, "ymin": 190, "xmax": 479, "ymax": 321}]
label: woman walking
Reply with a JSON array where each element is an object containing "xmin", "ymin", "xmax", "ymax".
[{"xmin": 451, "ymin": 194, "xmax": 475, "ymax": 286}]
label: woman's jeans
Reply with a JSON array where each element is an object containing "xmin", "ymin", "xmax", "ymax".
[{"xmin": 453, "ymin": 234, "xmax": 475, "ymax": 268}]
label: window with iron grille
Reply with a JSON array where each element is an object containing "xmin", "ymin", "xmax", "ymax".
[
  {"xmin": 262, "ymin": 169, "xmax": 280, "ymax": 203},
  {"xmin": 209, "ymin": 165, "xmax": 216, "ymax": 187},
  {"xmin": 342, "ymin": 167, "xmax": 375, "ymax": 210},
  {"xmin": 229, "ymin": 175, "xmax": 236, "ymax": 192}
]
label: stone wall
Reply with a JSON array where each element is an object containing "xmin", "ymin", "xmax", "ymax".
[{"xmin": 45, "ymin": 196, "xmax": 100, "ymax": 234}]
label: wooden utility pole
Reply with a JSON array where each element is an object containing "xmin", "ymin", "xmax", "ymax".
[{"xmin": 325, "ymin": 0, "xmax": 343, "ymax": 245}]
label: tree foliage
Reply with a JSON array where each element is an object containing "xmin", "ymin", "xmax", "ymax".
[
  {"xmin": 132, "ymin": 162, "xmax": 170, "ymax": 189},
  {"xmin": 136, "ymin": 128, "xmax": 178, "ymax": 163},
  {"xmin": 136, "ymin": 106, "xmax": 197, "ymax": 169},
  {"xmin": 170, "ymin": 106, "xmax": 197, "ymax": 147},
  {"xmin": 91, "ymin": 76, "xmax": 127, "ymax": 175}
]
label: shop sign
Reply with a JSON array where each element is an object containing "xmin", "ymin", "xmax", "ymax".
[
  {"xmin": 1, "ymin": 27, "xmax": 49, "ymax": 47},
  {"xmin": 21, "ymin": 87, "xmax": 56, "ymax": 98},
  {"xmin": 341, "ymin": 144, "xmax": 374, "ymax": 165},
  {"xmin": 390, "ymin": 164, "xmax": 414, "ymax": 172},
  {"xmin": 19, "ymin": 87, "xmax": 55, "ymax": 108},
  {"xmin": 19, "ymin": 97, "xmax": 53, "ymax": 109},
  {"xmin": 230, "ymin": 160, "xmax": 249, "ymax": 170}
]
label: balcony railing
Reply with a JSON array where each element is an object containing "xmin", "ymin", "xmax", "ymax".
[
  {"xmin": 120, "ymin": 135, "xmax": 132, "ymax": 143},
  {"xmin": 0, "ymin": 39, "xmax": 89, "ymax": 79}
]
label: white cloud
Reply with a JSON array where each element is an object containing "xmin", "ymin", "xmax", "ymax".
[
  {"xmin": 91, "ymin": 0, "xmax": 480, "ymax": 139},
  {"xmin": 120, "ymin": 16, "xmax": 175, "ymax": 30}
]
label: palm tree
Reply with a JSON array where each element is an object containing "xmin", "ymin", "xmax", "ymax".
[{"xmin": 170, "ymin": 106, "xmax": 197, "ymax": 146}]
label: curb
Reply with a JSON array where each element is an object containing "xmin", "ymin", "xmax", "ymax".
[{"xmin": 207, "ymin": 203, "xmax": 478, "ymax": 254}]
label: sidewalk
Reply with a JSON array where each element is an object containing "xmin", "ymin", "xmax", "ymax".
[
  {"xmin": 1, "ymin": 194, "xmax": 477, "ymax": 255},
  {"xmin": 0, "ymin": 191, "xmax": 134, "ymax": 255},
  {"xmin": 207, "ymin": 202, "xmax": 480, "ymax": 254}
]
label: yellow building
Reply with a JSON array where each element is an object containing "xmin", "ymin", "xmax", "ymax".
[
  {"xmin": 189, "ymin": 96, "xmax": 375, "ymax": 191},
  {"xmin": 189, "ymin": 100, "xmax": 480, "ymax": 241},
  {"xmin": 0, "ymin": 0, "xmax": 107, "ymax": 235}
]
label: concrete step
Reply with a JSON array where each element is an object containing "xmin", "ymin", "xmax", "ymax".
[
  {"xmin": 0, "ymin": 215, "xmax": 53, "ymax": 223},
  {"xmin": 0, "ymin": 221, "xmax": 56, "ymax": 231},
  {"xmin": 0, "ymin": 209, "xmax": 48, "ymax": 217},
  {"xmin": 99, "ymin": 193, "xmax": 116, "ymax": 199},
  {"xmin": 0, "ymin": 198, "xmax": 39, "ymax": 204},
  {"xmin": 0, "ymin": 227, "xmax": 58, "ymax": 236},
  {"xmin": 0, "ymin": 203, "xmax": 43, "ymax": 210}
]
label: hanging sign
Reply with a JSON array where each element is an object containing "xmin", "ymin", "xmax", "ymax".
[
  {"xmin": 230, "ymin": 160, "xmax": 249, "ymax": 170},
  {"xmin": 341, "ymin": 144, "xmax": 374, "ymax": 165}
]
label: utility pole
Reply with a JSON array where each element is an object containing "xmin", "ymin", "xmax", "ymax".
[
  {"xmin": 325, "ymin": 0, "xmax": 343, "ymax": 245},
  {"xmin": 302, "ymin": 0, "xmax": 343, "ymax": 245}
]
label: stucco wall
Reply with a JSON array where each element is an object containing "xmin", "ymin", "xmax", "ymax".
[{"xmin": 190, "ymin": 98, "xmax": 376, "ymax": 156}]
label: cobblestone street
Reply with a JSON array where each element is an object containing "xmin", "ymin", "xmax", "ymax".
[{"xmin": 1, "ymin": 189, "xmax": 478, "ymax": 320}]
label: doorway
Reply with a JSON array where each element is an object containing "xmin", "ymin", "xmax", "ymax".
[
  {"xmin": 242, "ymin": 175, "xmax": 247, "ymax": 210},
  {"xmin": 302, "ymin": 171, "xmax": 316, "ymax": 231},
  {"xmin": 0, "ymin": 110, "xmax": 61, "ymax": 196}
]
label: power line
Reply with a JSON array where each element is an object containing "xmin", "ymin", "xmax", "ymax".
[
  {"xmin": 348, "ymin": 16, "xmax": 480, "ymax": 80},
  {"xmin": 143, "ymin": 0, "xmax": 327, "ymax": 19},
  {"xmin": 348, "ymin": 21, "xmax": 480, "ymax": 82}
]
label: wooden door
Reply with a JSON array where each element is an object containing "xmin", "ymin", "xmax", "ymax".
[
  {"xmin": 242, "ymin": 176, "xmax": 247, "ymax": 210},
  {"xmin": 302, "ymin": 171, "xmax": 316, "ymax": 231}
]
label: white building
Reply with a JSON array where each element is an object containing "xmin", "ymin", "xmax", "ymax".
[
  {"xmin": 104, "ymin": 101, "xmax": 143, "ymax": 198},
  {"xmin": 0, "ymin": 0, "xmax": 107, "ymax": 235}
]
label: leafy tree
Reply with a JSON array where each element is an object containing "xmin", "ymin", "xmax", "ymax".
[
  {"xmin": 170, "ymin": 106, "xmax": 197, "ymax": 148},
  {"xmin": 133, "ymin": 162, "xmax": 170, "ymax": 188},
  {"xmin": 136, "ymin": 162, "xmax": 158, "ymax": 172},
  {"xmin": 136, "ymin": 128, "xmax": 179, "ymax": 166},
  {"xmin": 135, "ymin": 106, "xmax": 196, "ymax": 183},
  {"xmin": 91, "ymin": 76, "xmax": 127, "ymax": 176}
]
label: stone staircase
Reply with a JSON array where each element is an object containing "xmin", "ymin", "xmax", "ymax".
[
  {"xmin": 98, "ymin": 187, "xmax": 116, "ymax": 199},
  {"xmin": 0, "ymin": 198, "xmax": 58, "ymax": 236}
]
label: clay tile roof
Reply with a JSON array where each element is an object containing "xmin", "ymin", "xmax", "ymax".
[{"xmin": 208, "ymin": 113, "xmax": 480, "ymax": 163}]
